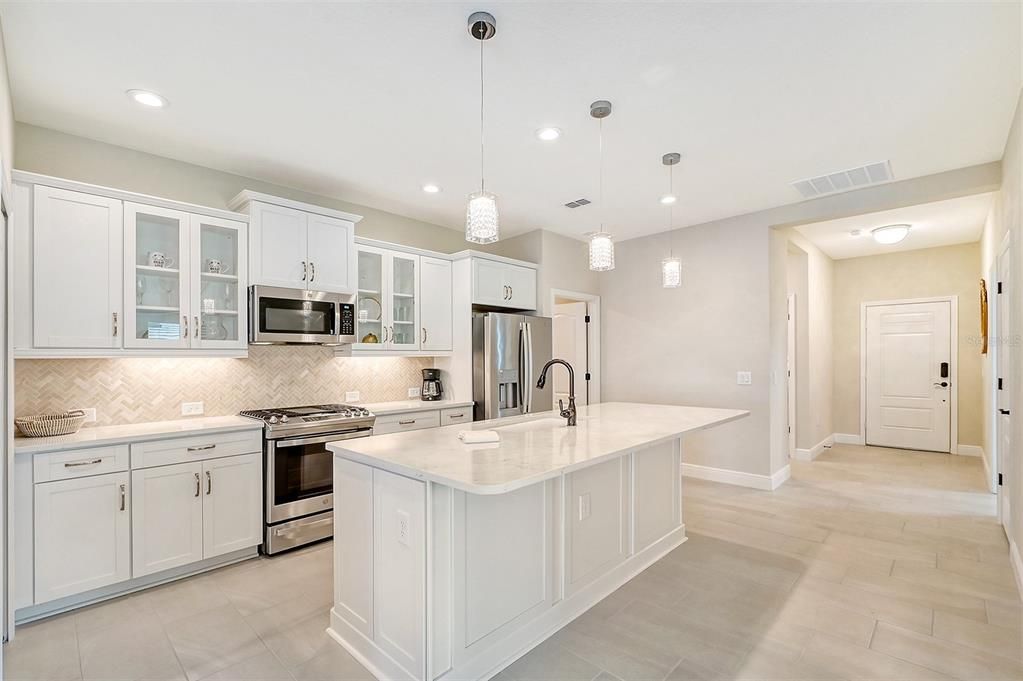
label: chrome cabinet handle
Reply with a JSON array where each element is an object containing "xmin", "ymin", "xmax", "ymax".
[
  {"xmin": 112, "ymin": 312, "xmax": 118, "ymax": 337},
  {"xmin": 194, "ymin": 316, "xmax": 199, "ymax": 339},
  {"xmin": 503, "ymin": 285, "xmax": 510, "ymax": 300},
  {"xmin": 421, "ymin": 327, "xmax": 427, "ymax": 344},
  {"xmin": 310, "ymin": 262, "xmax": 316, "ymax": 282},
  {"xmin": 301, "ymin": 261, "xmax": 307, "ymax": 281},
  {"xmin": 65, "ymin": 458, "xmax": 103, "ymax": 468},
  {"xmin": 509, "ymin": 285, "xmax": 514, "ymax": 299},
  {"xmin": 398, "ymin": 419, "xmax": 416, "ymax": 425},
  {"xmin": 194, "ymin": 472, "xmax": 201, "ymax": 497},
  {"xmin": 206, "ymin": 470, "xmax": 212, "ymax": 495},
  {"xmin": 448, "ymin": 413, "xmax": 465, "ymax": 419},
  {"xmin": 187, "ymin": 444, "xmax": 216, "ymax": 452},
  {"xmin": 182, "ymin": 315, "xmax": 188, "ymax": 339},
  {"xmin": 119, "ymin": 483, "xmax": 126, "ymax": 512}
]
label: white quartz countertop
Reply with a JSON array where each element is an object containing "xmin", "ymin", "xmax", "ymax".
[
  {"xmin": 14, "ymin": 415, "xmax": 263, "ymax": 455},
  {"xmin": 329, "ymin": 402, "xmax": 748, "ymax": 495},
  {"xmin": 361, "ymin": 399, "xmax": 473, "ymax": 416}
]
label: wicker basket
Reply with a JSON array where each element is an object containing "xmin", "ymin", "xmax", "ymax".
[{"xmin": 16, "ymin": 409, "xmax": 88, "ymax": 438}]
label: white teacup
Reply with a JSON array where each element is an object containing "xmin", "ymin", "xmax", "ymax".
[
  {"xmin": 206, "ymin": 259, "xmax": 229, "ymax": 274},
  {"xmin": 147, "ymin": 251, "xmax": 174, "ymax": 268}
]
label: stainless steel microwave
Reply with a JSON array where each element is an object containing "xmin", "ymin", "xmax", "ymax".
[{"xmin": 248, "ymin": 286, "xmax": 356, "ymax": 345}]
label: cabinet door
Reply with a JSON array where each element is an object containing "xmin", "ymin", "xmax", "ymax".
[
  {"xmin": 420, "ymin": 257, "xmax": 452, "ymax": 351},
  {"xmin": 124, "ymin": 203, "xmax": 191, "ymax": 349},
  {"xmin": 354, "ymin": 246, "xmax": 387, "ymax": 350},
  {"xmin": 202, "ymin": 453, "xmax": 262, "ymax": 558},
  {"xmin": 33, "ymin": 186, "xmax": 123, "ymax": 348},
  {"xmin": 389, "ymin": 253, "xmax": 420, "ymax": 349},
  {"xmin": 34, "ymin": 472, "xmax": 130, "ymax": 603},
  {"xmin": 249, "ymin": 202, "xmax": 308, "ymax": 289},
  {"xmin": 506, "ymin": 265, "xmax": 537, "ymax": 310},
  {"xmin": 306, "ymin": 214, "xmax": 356, "ymax": 294},
  {"xmin": 191, "ymin": 215, "xmax": 247, "ymax": 349},
  {"xmin": 132, "ymin": 462, "xmax": 203, "ymax": 577},
  {"xmin": 472, "ymin": 259, "xmax": 508, "ymax": 306}
]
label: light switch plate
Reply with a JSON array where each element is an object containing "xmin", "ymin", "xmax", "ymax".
[
  {"xmin": 346, "ymin": 391, "xmax": 361, "ymax": 402},
  {"xmin": 78, "ymin": 407, "xmax": 97, "ymax": 423},
  {"xmin": 181, "ymin": 401, "xmax": 204, "ymax": 416},
  {"xmin": 408, "ymin": 387, "xmax": 421, "ymax": 398},
  {"xmin": 736, "ymin": 371, "xmax": 752, "ymax": 386}
]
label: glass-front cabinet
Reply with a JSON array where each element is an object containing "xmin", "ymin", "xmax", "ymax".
[
  {"xmin": 353, "ymin": 245, "xmax": 420, "ymax": 351},
  {"xmin": 124, "ymin": 202, "xmax": 247, "ymax": 351}
]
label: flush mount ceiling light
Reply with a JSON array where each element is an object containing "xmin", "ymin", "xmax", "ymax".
[
  {"xmin": 465, "ymin": 11, "xmax": 500, "ymax": 245},
  {"xmin": 587, "ymin": 100, "xmax": 615, "ymax": 271},
  {"xmin": 872, "ymin": 223, "xmax": 911, "ymax": 245},
  {"xmin": 661, "ymin": 152, "xmax": 682, "ymax": 289},
  {"xmin": 422, "ymin": 183, "xmax": 441, "ymax": 194},
  {"xmin": 535, "ymin": 127, "xmax": 561, "ymax": 142},
  {"xmin": 126, "ymin": 89, "xmax": 167, "ymax": 108}
]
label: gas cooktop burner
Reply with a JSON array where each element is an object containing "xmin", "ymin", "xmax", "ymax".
[{"xmin": 240, "ymin": 404, "xmax": 375, "ymax": 436}]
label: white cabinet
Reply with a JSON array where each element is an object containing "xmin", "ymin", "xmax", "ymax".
[
  {"xmin": 132, "ymin": 462, "xmax": 204, "ymax": 577},
  {"xmin": 33, "ymin": 185, "xmax": 123, "ymax": 348},
  {"xmin": 420, "ymin": 257, "xmax": 453, "ymax": 352},
  {"xmin": 471, "ymin": 258, "xmax": 537, "ymax": 310},
  {"xmin": 190, "ymin": 215, "xmax": 247, "ymax": 349},
  {"xmin": 239, "ymin": 193, "xmax": 359, "ymax": 294},
  {"xmin": 355, "ymin": 246, "xmax": 421, "ymax": 351},
  {"xmin": 34, "ymin": 471, "xmax": 130, "ymax": 603},
  {"xmin": 202, "ymin": 453, "xmax": 262, "ymax": 558}
]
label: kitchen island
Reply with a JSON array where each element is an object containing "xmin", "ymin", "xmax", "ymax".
[{"xmin": 327, "ymin": 402, "xmax": 748, "ymax": 681}]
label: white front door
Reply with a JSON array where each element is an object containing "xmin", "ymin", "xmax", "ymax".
[
  {"xmin": 865, "ymin": 301, "xmax": 952, "ymax": 452},
  {"xmin": 552, "ymin": 301, "xmax": 588, "ymax": 407}
]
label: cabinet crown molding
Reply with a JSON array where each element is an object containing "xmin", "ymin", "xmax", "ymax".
[{"xmin": 228, "ymin": 190, "xmax": 364, "ymax": 224}]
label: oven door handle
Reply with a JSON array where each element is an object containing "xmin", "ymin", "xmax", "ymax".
[{"xmin": 270, "ymin": 429, "xmax": 372, "ymax": 448}]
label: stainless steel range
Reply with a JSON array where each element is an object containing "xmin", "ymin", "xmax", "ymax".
[{"xmin": 240, "ymin": 404, "xmax": 375, "ymax": 554}]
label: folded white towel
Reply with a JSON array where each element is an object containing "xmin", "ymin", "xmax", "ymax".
[{"xmin": 459, "ymin": 430, "xmax": 501, "ymax": 444}]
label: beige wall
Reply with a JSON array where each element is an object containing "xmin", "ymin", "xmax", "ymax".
[
  {"xmin": 0, "ymin": 21, "xmax": 14, "ymax": 188},
  {"xmin": 14, "ymin": 123, "xmax": 469, "ymax": 254},
  {"xmin": 832, "ymin": 243, "xmax": 983, "ymax": 446}
]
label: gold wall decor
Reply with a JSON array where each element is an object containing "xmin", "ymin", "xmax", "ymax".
[{"xmin": 981, "ymin": 278, "xmax": 989, "ymax": 355}]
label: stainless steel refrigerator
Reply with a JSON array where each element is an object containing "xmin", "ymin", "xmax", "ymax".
[{"xmin": 472, "ymin": 313, "xmax": 553, "ymax": 421}]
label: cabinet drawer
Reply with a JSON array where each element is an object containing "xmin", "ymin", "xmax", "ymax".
[
  {"xmin": 33, "ymin": 445, "xmax": 129, "ymax": 483},
  {"xmin": 373, "ymin": 410, "xmax": 440, "ymax": 435},
  {"xmin": 131, "ymin": 429, "xmax": 262, "ymax": 469},
  {"xmin": 440, "ymin": 407, "xmax": 472, "ymax": 426}
]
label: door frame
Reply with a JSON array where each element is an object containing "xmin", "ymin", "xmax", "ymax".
[
  {"xmin": 549, "ymin": 289, "xmax": 601, "ymax": 405},
  {"xmin": 859, "ymin": 296, "xmax": 958, "ymax": 452},
  {"xmin": 991, "ymin": 230, "xmax": 1011, "ymax": 521},
  {"xmin": 787, "ymin": 294, "xmax": 797, "ymax": 459}
]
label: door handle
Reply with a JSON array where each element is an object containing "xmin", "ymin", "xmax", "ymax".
[
  {"xmin": 119, "ymin": 483, "xmax": 126, "ymax": 512},
  {"xmin": 182, "ymin": 315, "xmax": 188, "ymax": 339},
  {"xmin": 421, "ymin": 327, "xmax": 426, "ymax": 344},
  {"xmin": 933, "ymin": 381, "xmax": 949, "ymax": 388},
  {"xmin": 310, "ymin": 262, "xmax": 316, "ymax": 282},
  {"xmin": 194, "ymin": 316, "xmax": 199, "ymax": 339},
  {"xmin": 1000, "ymin": 409, "xmax": 1011, "ymax": 415},
  {"xmin": 112, "ymin": 312, "xmax": 118, "ymax": 337},
  {"xmin": 194, "ymin": 472, "xmax": 201, "ymax": 497},
  {"xmin": 301, "ymin": 261, "xmax": 307, "ymax": 281},
  {"xmin": 206, "ymin": 470, "xmax": 212, "ymax": 495},
  {"xmin": 64, "ymin": 458, "xmax": 103, "ymax": 468}
]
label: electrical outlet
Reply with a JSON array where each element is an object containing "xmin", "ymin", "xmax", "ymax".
[
  {"xmin": 345, "ymin": 391, "xmax": 361, "ymax": 402},
  {"xmin": 736, "ymin": 371, "xmax": 752, "ymax": 386},
  {"xmin": 578, "ymin": 493, "xmax": 592, "ymax": 521},
  {"xmin": 78, "ymin": 407, "xmax": 97, "ymax": 423},
  {"xmin": 408, "ymin": 387, "xmax": 421, "ymax": 398},
  {"xmin": 181, "ymin": 401, "xmax": 204, "ymax": 416},
  {"xmin": 397, "ymin": 510, "xmax": 411, "ymax": 546}
]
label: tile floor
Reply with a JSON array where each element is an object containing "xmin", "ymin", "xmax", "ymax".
[{"xmin": 5, "ymin": 443, "xmax": 1021, "ymax": 680}]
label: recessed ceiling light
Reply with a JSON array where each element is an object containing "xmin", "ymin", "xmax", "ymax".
[
  {"xmin": 535, "ymin": 127, "xmax": 561, "ymax": 142},
  {"xmin": 126, "ymin": 89, "xmax": 168, "ymax": 108},
  {"xmin": 872, "ymin": 224, "xmax": 910, "ymax": 245},
  {"xmin": 659, "ymin": 194, "xmax": 678, "ymax": 205},
  {"xmin": 422, "ymin": 183, "xmax": 441, "ymax": 194}
]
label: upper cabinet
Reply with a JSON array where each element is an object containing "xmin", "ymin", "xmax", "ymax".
[
  {"xmin": 231, "ymin": 192, "xmax": 360, "ymax": 295},
  {"xmin": 420, "ymin": 257, "xmax": 453, "ymax": 352},
  {"xmin": 13, "ymin": 172, "xmax": 249, "ymax": 358},
  {"xmin": 471, "ymin": 258, "xmax": 537, "ymax": 310}
]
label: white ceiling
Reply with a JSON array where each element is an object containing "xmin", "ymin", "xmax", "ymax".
[
  {"xmin": 793, "ymin": 192, "xmax": 995, "ymax": 259},
  {"xmin": 1, "ymin": 2, "xmax": 1019, "ymax": 243}
]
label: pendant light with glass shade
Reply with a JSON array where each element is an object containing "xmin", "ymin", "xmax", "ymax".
[
  {"xmin": 661, "ymin": 152, "xmax": 682, "ymax": 288},
  {"xmin": 465, "ymin": 12, "xmax": 499, "ymax": 244},
  {"xmin": 587, "ymin": 100, "xmax": 615, "ymax": 271}
]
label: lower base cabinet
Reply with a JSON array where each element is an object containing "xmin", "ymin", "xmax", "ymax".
[
  {"xmin": 202, "ymin": 453, "xmax": 262, "ymax": 558},
  {"xmin": 34, "ymin": 471, "xmax": 131, "ymax": 603}
]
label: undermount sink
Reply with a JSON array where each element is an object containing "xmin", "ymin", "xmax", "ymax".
[{"xmin": 493, "ymin": 417, "xmax": 578, "ymax": 432}]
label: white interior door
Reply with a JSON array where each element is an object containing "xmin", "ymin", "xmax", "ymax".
[
  {"xmin": 995, "ymin": 246, "xmax": 1011, "ymax": 525},
  {"xmin": 865, "ymin": 301, "xmax": 952, "ymax": 452},
  {"xmin": 787, "ymin": 294, "xmax": 796, "ymax": 458},
  {"xmin": 552, "ymin": 301, "xmax": 588, "ymax": 408}
]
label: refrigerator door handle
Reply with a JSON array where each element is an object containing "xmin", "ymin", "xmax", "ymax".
[
  {"xmin": 518, "ymin": 322, "xmax": 526, "ymax": 413},
  {"xmin": 524, "ymin": 321, "xmax": 533, "ymax": 413}
]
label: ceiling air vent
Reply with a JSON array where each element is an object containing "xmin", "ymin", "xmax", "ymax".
[
  {"xmin": 791, "ymin": 160, "xmax": 893, "ymax": 199},
  {"xmin": 564, "ymin": 198, "xmax": 591, "ymax": 208}
]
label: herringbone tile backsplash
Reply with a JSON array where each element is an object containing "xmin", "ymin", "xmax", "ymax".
[{"xmin": 15, "ymin": 346, "xmax": 436, "ymax": 426}]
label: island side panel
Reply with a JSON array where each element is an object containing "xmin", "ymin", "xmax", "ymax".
[
  {"xmin": 633, "ymin": 438, "xmax": 683, "ymax": 552},
  {"xmin": 333, "ymin": 458, "xmax": 374, "ymax": 638},
  {"xmin": 563, "ymin": 456, "xmax": 630, "ymax": 598}
]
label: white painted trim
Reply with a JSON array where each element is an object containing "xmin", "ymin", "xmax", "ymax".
[
  {"xmin": 981, "ymin": 448, "xmax": 994, "ymax": 494},
  {"xmin": 955, "ymin": 444, "xmax": 984, "ymax": 457},
  {"xmin": 1010, "ymin": 538, "xmax": 1023, "ymax": 601},
  {"xmin": 833, "ymin": 432, "xmax": 865, "ymax": 446},
  {"xmin": 682, "ymin": 462, "xmax": 790, "ymax": 491},
  {"xmin": 793, "ymin": 434, "xmax": 833, "ymax": 461},
  {"xmin": 449, "ymin": 249, "xmax": 539, "ymax": 270},
  {"xmin": 549, "ymin": 288, "xmax": 602, "ymax": 405},
  {"xmin": 12, "ymin": 170, "xmax": 248, "ymax": 222},
  {"xmin": 786, "ymin": 293, "xmax": 797, "ymax": 460},
  {"xmin": 992, "ymin": 230, "xmax": 1012, "ymax": 522},
  {"xmin": 227, "ymin": 189, "xmax": 363, "ymax": 223},
  {"xmin": 354, "ymin": 236, "xmax": 453, "ymax": 261},
  {"xmin": 860, "ymin": 296, "xmax": 959, "ymax": 453},
  {"xmin": 14, "ymin": 347, "xmax": 248, "ymax": 359}
]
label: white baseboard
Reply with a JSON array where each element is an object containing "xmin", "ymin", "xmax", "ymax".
[
  {"xmin": 955, "ymin": 444, "xmax": 984, "ymax": 457},
  {"xmin": 1010, "ymin": 538, "xmax": 1023, "ymax": 600},
  {"xmin": 793, "ymin": 435, "xmax": 833, "ymax": 461},
  {"xmin": 682, "ymin": 462, "xmax": 789, "ymax": 491},
  {"xmin": 833, "ymin": 433, "xmax": 865, "ymax": 446}
]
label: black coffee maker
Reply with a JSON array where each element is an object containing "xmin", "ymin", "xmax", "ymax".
[{"xmin": 421, "ymin": 368, "xmax": 443, "ymax": 401}]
